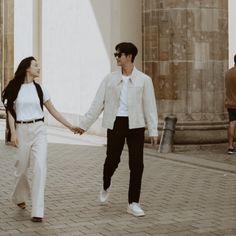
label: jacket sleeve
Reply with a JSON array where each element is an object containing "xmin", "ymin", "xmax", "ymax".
[
  {"xmin": 79, "ymin": 76, "xmax": 108, "ymax": 130},
  {"xmin": 143, "ymin": 76, "xmax": 158, "ymax": 136}
]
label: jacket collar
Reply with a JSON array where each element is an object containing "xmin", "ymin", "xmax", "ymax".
[{"xmin": 116, "ymin": 66, "xmax": 138, "ymax": 85}]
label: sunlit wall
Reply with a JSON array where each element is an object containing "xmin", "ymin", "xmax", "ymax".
[
  {"xmin": 14, "ymin": 0, "xmax": 142, "ymax": 135},
  {"xmin": 40, "ymin": 0, "xmax": 142, "ymax": 134},
  {"xmin": 14, "ymin": 0, "xmax": 34, "ymax": 70}
]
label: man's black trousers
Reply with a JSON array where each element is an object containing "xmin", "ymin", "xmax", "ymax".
[{"xmin": 103, "ymin": 117, "xmax": 145, "ymax": 204}]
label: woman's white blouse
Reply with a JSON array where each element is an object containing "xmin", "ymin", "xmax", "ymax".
[{"xmin": 15, "ymin": 82, "xmax": 50, "ymax": 121}]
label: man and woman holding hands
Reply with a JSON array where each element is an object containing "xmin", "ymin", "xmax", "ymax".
[{"xmin": 2, "ymin": 42, "xmax": 158, "ymax": 222}]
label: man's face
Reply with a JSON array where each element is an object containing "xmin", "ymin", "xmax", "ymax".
[{"xmin": 114, "ymin": 51, "xmax": 131, "ymax": 67}]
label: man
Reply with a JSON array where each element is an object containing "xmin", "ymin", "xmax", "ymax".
[
  {"xmin": 225, "ymin": 54, "xmax": 236, "ymax": 154},
  {"xmin": 77, "ymin": 42, "xmax": 158, "ymax": 217}
]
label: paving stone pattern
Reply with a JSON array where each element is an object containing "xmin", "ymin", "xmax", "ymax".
[{"xmin": 1, "ymin": 141, "xmax": 236, "ymax": 236}]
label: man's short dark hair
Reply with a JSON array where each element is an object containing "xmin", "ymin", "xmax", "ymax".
[
  {"xmin": 115, "ymin": 42, "xmax": 138, "ymax": 63},
  {"xmin": 234, "ymin": 54, "xmax": 236, "ymax": 65}
]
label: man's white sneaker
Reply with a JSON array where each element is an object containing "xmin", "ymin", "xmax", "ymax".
[
  {"xmin": 127, "ymin": 202, "xmax": 145, "ymax": 217},
  {"xmin": 99, "ymin": 184, "xmax": 111, "ymax": 204},
  {"xmin": 99, "ymin": 189, "xmax": 109, "ymax": 203}
]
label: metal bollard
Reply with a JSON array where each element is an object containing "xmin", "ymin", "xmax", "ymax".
[{"xmin": 158, "ymin": 115, "xmax": 177, "ymax": 153}]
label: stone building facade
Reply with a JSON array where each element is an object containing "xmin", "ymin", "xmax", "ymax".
[{"xmin": 143, "ymin": 0, "xmax": 228, "ymax": 143}]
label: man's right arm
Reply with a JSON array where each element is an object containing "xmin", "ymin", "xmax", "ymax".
[{"xmin": 79, "ymin": 76, "xmax": 108, "ymax": 131}]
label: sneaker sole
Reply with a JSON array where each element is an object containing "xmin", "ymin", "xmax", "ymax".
[
  {"xmin": 228, "ymin": 152, "xmax": 235, "ymax": 155},
  {"xmin": 127, "ymin": 208, "xmax": 145, "ymax": 217}
]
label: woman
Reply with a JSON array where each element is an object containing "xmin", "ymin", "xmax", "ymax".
[{"xmin": 2, "ymin": 57, "xmax": 76, "ymax": 222}]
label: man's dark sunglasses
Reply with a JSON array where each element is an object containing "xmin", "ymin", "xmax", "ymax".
[{"xmin": 114, "ymin": 52, "xmax": 125, "ymax": 58}]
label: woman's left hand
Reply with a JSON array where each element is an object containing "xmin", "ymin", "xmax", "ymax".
[{"xmin": 10, "ymin": 133, "xmax": 19, "ymax": 147}]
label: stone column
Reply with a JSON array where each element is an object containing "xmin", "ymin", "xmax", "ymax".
[
  {"xmin": 0, "ymin": 0, "xmax": 14, "ymax": 140},
  {"xmin": 143, "ymin": 0, "xmax": 228, "ymax": 144},
  {"xmin": 0, "ymin": 0, "xmax": 14, "ymax": 94}
]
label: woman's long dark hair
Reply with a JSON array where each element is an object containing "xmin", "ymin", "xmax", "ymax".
[{"xmin": 1, "ymin": 56, "xmax": 36, "ymax": 119}]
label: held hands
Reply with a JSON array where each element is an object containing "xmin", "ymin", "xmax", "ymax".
[
  {"xmin": 74, "ymin": 127, "xmax": 85, "ymax": 135},
  {"xmin": 70, "ymin": 126, "xmax": 85, "ymax": 135}
]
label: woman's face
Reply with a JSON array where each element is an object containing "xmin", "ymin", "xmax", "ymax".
[{"xmin": 27, "ymin": 60, "xmax": 40, "ymax": 78}]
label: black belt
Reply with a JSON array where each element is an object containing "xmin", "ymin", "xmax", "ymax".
[{"xmin": 16, "ymin": 118, "xmax": 44, "ymax": 124}]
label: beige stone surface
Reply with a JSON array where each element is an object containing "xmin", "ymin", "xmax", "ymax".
[
  {"xmin": 143, "ymin": 0, "xmax": 228, "ymax": 143},
  {"xmin": 1, "ymin": 126, "xmax": 236, "ymax": 235}
]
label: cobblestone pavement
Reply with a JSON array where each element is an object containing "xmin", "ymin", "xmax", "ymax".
[{"xmin": 1, "ymin": 137, "xmax": 236, "ymax": 236}]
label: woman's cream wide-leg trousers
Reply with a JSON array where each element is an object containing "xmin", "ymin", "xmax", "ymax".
[{"xmin": 12, "ymin": 121, "xmax": 47, "ymax": 218}]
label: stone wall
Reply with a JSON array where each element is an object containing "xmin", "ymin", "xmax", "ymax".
[{"xmin": 143, "ymin": 0, "xmax": 228, "ymax": 143}]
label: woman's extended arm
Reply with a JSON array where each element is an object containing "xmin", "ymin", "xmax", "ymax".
[{"xmin": 44, "ymin": 100, "xmax": 75, "ymax": 132}]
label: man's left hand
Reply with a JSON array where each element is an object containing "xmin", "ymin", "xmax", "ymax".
[{"xmin": 150, "ymin": 136, "xmax": 158, "ymax": 145}]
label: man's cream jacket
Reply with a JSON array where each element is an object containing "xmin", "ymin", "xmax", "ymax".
[{"xmin": 79, "ymin": 67, "xmax": 158, "ymax": 136}]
